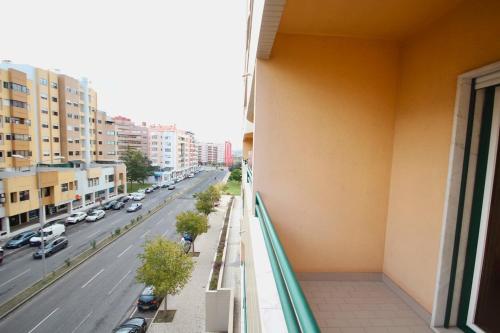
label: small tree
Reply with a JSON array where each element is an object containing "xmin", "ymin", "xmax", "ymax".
[
  {"xmin": 195, "ymin": 190, "xmax": 215, "ymax": 215},
  {"xmin": 122, "ymin": 147, "xmax": 155, "ymax": 188},
  {"xmin": 176, "ymin": 210, "xmax": 209, "ymax": 252},
  {"xmin": 136, "ymin": 237, "xmax": 194, "ymax": 311},
  {"xmin": 229, "ymin": 168, "xmax": 242, "ymax": 181}
]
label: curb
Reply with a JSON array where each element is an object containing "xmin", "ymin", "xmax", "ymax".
[{"xmin": 0, "ymin": 174, "xmax": 211, "ymax": 321}]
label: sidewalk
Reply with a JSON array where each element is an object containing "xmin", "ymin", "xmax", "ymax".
[
  {"xmin": 147, "ymin": 195, "xmax": 231, "ymax": 333},
  {"xmin": 222, "ymin": 196, "xmax": 242, "ymax": 333}
]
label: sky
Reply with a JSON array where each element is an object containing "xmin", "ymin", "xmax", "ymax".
[{"xmin": 1, "ymin": 0, "xmax": 246, "ymax": 150}]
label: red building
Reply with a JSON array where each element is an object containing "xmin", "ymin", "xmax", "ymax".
[{"xmin": 224, "ymin": 141, "xmax": 233, "ymax": 167}]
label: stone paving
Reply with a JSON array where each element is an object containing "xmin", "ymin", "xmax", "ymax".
[{"xmin": 301, "ymin": 280, "xmax": 434, "ymax": 333}]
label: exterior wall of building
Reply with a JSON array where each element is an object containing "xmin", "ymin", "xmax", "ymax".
[
  {"xmin": 383, "ymin": 0, "xmax": 500, "ymax": 312},
  {"xmin": 253, "ymin": 33, "xmax": 399, "ymax": 273},
  {"xmin": 113, "ymin": 116, "xmax": 148, "ymax": 158},
  {"xmin": 58, "ymin": 75, "xmax": 82, "ymax": 162},
  {"xmin": 96, "ymin": 111, "xmax": 118, "ymax": 161},
  {"xmin": 147, "ymin": 125, "xmax": 176, "ymax": 170},
  {"xmin": 224, "ymin": 141, "xmax": 232, "ymax": 166}
]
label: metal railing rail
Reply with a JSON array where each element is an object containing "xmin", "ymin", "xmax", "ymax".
[
  {"xmin": 255, "ymin": 192, "xmax": 320, "ymax": 333},
  {"xmin": 247, "ymin": 167, "xmax": 253, "ymax": 183}
]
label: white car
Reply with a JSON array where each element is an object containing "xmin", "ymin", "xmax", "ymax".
[
  {"xmin": 65, "ymin": 212, "xmax": 87, "ymax": 224},
  {"xmin": 85, "ymin": 209, "xmax": 105, "ymax": 222},
  {"xmin": 137, "ymin": 189, "xmax": 146, "ymax": 194},
  {"xmin": 188, "ymin": 173, "xmax": 194, "ymax": 178},
  {"xmin": 132, "ymin": 192, "xmax": 145, "ymax": 201},
  {"xmin": 29, "ymin": 224, "xmax": 66, "ymax": 246}
]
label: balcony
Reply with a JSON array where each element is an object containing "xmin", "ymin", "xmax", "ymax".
[
  {"xmin": 241, "ymin": 165, "xmax": 433, "ymax": 332},
  {"xmin": 11, "ymin": 123, "xmax": 29, "ymax": 135}
]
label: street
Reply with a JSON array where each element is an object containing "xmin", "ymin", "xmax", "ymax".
[{"xmin": 0, "ymin": 169, "xmax": 226, "ymax": 333}]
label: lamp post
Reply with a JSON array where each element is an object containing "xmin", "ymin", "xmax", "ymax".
[{"xmin": 12, "ymin": 155, "xmax": 65, "ymax": 279}]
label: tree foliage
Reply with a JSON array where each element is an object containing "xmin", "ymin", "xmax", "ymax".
[
  {"xmin": 195, "ymin": 185, "xmax": 222, "ymax": 215},
  {"xmin": 176, "ymin": 210, "xmax": 209, "ymax": 252},
  {"xmin": 122, "ymin": 148, "xmax": 154, "ymax": 185},
  {"xmin": 136, "ymin": 237, "xmax": 194, "ymax": 310},
  {"xmin": 229, "ymin": 168, "xmax": 242, "ymax": 181}
]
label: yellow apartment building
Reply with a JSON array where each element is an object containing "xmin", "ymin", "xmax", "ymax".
[
  {"xmin": 241, "ymin": 0, "xmax": 500, "ymax": 332},
  {"xmin": 0, "ymin": 62, "xmax": 125, "ymax": 239}
]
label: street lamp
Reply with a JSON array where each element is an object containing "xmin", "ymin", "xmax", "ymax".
[{"xmin": 12, "ymin": 155, "xmax": 65, "ymax": 279}]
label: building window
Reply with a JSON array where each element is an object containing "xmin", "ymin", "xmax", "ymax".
[
  {"xmin": 61, "ymin": 183, "xmax": 69, "ymax": 192},
  {"xmin": 41, "ymin": 108, "xmax": 49, "ymax": 114},
  {"xmin": 99, "ymin": 151, "xmax": 103, "ymax": 155},
  {"xmin": 42, "ymin": 124, "xmax": 49, "ymax": 128},
  {"xmin": 54, "ymin": 137, "xmax": 59, "ymax": 142},
  {"xmin": 19, "ymin": 190, "xmax": 29, "ymax": 201},
  {"xmin": 43, "ymin": 152, "xmax": 50, "ymax": 157},
  {"xmin": 69, "ymin": 151, "xmax": 74, "ymax": 156},
  {"xmin": 53, "ymin": 125, "xmax": 59, "ymax": 129},
  {"xmin": 10, "ymin": 192, "xmax": 17, "ymax": 203},
  {"xmin": 75, "ymin": 151, "xmax": 80, "ymax": 155},
  {"xmin": 40, "ymin": 78, "xmax": 48, "ymax": 86},
  {"xmin": 42, "ymin": 137, "xmax": 49, "ymax": 142},
  {"xmin": 42, "ymin": 187, "xmax": 51, "ymax": 197},
  {"xmin": 51, "ymin": 97, "xmax": 58, "ymax": 102},
  {"xmin": 54, "ymin": 152, "xmax": 60, "ymax": 156},
  {"xmin": 52, "ymin": 111, "xmax": 58, "ymax": 116},
  {"xmin": 50, "ymin": 82, "xmax": 58, "ymax": 89},
  {"xmin": 98, "ymin": 141, "xmax": 102, "ymax": 145},
  {"xmin": 40, "ymin": 94, "xmax": 48, "ymax": 100}
]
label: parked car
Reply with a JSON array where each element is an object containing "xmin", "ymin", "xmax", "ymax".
[
  {"xmin": 113, "ymin": 317, "xmax": 147, "ymax": 333},
  {"xmin": 137, "ymin": 189, "xmax": 146, "ymax": 194},
  {"xmin": 5, "ymin": 230, "xmax": 37, "ymax": 249},
  {"xmin": 65, "ymin": 212, "xmax": 87, "ymax": 225},
  {"xmin": 160, "ymin": 182, "xmax": 168, "ymax": 188},
  {"xmin": 152, "ymin": 184, "xmax": 160, "ymax": 190},
  {"xmin": 0, "ymin": 247, "xmax": 3, "ymax": 264},
  {"xmin": 121, "ymin": 196, "xmax": 131, "ymax": 203},
  {"xmin": 127, "ymin": 203, "xmax": 143, "ymax": 212},
  {"xmin": 145, "ymin": 188, "xmax": 153, "ymax": 194},
  {"xmin": 85, "ymin": 209, "xmax": 105, "ymax": 222},
  {"xmin": 132, "ymin": 192, "xmax": 145, "ymax": 201},
  {"xmin": 137, "ymin": 286, "xmax": 161, "ymax": 311},
  {"xmin": 30, "ymin": 224, "xmax": 66, "ymax": 246},
  {"xmin": 33, "ymin": 237, "xmax": 68, "ymax": 259},
  {"xmin": 112, "ymin": 201, "xmax": 125, "ymax": 210},
  {"xmin": 168, "ymin": 184, "xmax": 176, "ymax": 190},
  {"xmin": 103, "ymin": 200, "xmax": 118, "ymax": 210},
  {"xmin": 182, "ymin": 232, "xmax": 193, "ymax": 242},
  {"xmin": 87, "ymin": 206, "xmax": 105, "ymax": 215},
  {"xmin": 188, "ymin": 173, "xmax": 194, "ymax": 178},
  {"xmin": 179, "ymin": 238, "xmax": 192, "ymax": 254}
]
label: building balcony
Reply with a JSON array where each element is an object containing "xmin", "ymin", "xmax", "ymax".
[
  {"xmin": 11, "ymin": 123, "xmax": 29, "ymax": 135},
  {"xmin": 11, "ymin": 140, "xmax": 30, "ymax": 151}
]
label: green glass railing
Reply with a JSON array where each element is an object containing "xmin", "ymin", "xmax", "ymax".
[
  {"xmin": 255, "ymin": 192, "xmax": 320, "ymax": 333},
  {"xmin": 247, "ymin": 167, "xmax": 253, "ymax": 183}
]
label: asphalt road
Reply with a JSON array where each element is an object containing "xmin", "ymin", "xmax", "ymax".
[{"xmin": 0, "ymin": 169, "xmax": 226, "ymax": 333}]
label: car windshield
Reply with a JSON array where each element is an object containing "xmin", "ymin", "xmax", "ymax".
[
  {"xmin": 89, "ymin": 212, "xmax": 98, "ymax": 216},
  {"xmin": 125, "ymin": 318, "xmax": 144, "ymax": 326},
  {"xmin": 70, "ymin": 214, "xmax": 78, "ymax": 217},
  {"xmin": 12, "ymin": 234, "xmax": 24, "ymax": 240}
]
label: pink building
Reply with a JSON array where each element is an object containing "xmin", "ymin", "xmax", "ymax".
[{"xmin": 224, "ymin": 141, "xmax": 232, "ymax": 167}]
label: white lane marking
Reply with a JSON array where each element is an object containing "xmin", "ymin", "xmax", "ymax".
[
  {"xmin": 117, "ymin": 245, "xmax": 132, "ymax": 258},
  {"xmin": 0, "ymin": 268, "xmax": 31, "ymax": 288},
  {"xmin": 108, "ymin": 270, "xmax": 131, "ymax": 295},
  {"xmin": 140, "ymin": 230, "xmax": 151, "ymax": 239},
  {"xmin": 81, "ymin": 269, "xmax": 104, "ymax": 289},
  {"xmin": 71, "ymin": 310, "xmax": 93, "ymax": 333},
  {"xmin": 86, "ymin": 230, "xmax": 100, "ymax": 239},
  {"xmin": 28, "ymin": 307, "xmax": 59, "ymax": 333}
]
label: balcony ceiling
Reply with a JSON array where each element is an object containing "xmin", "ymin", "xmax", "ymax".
[{"xmin": 278, "ymin": 0, "xmax": 463, "ymax": 40}]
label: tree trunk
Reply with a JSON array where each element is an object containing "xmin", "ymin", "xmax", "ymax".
[
  {"xmin": 192, "ymin": 240, "xmax": 195, "ymax": 253},
  {"xmin": 164, "ymin": 295, "xmax": 167, "ymax": 311}
]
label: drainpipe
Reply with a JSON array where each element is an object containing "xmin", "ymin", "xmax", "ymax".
[{"xmin": 81, "ymin": 77, "xmax": 91, "ymax": 168}]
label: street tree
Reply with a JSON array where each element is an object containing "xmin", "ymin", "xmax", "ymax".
[
  {"xmin": 195, "ymin": 190, "xmax": 215, "ymax": 215},
  {"xmin": 136, "ymin": 237, "xmax": 194, "ymax": 311},
  {"xmin": 122, "ymin": 148, "xmax": 154, "ymax": 188},
  {"xmin": 229, "ymin": 168, "xmax": 241, "ymax": 181},
  {"xmin": 176, "ymin": 210, "xmax": 209, "ymax": 252}
]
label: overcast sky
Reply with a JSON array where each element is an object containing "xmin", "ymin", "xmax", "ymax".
[{"xmin": 1, "ymin": 0, "xmax": 246, "ymax": 149}]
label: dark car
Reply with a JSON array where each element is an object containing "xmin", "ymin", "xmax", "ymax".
[
  {"xmin": 152, "ymin": 184, "xmax": 160, "ymax": 190},
  {"xmin": 137, "ymin": 286, "xmax": 161, "ymax": 311},
  {"xmin": 127, "ymin": 203, "xmax": 142, "ymax": 212},
  {"xmin": 113, "ymin": 317, "xmax": 147, "ymax": 333},
  {"xmin": 160, "ymin": 183, "xmax": 168, "ymax": 188},
  {"xmin": 112, "ymin": 201, "xmax": 125, "ymax": 210},
  {"xmin": 103, "ymin": 200, "xmax": 118, "ymax": 210},
  {"xmin": 120, "ymin": 196, "xmax": 130, "ymax": 203},
  {"xmin": 5, "ymin": 230, "xmax": 37, "ymax": 249},
  {"xmin": 0, "ymin": 247, "xmax": 4, "ymax": 264},
  {"xmin": 33, "ymin": 237, "xmax": 68, "ymax": 259},
  {"xmin": 183, "ymin": 232, "xmax": 193, "ymax": 242}
]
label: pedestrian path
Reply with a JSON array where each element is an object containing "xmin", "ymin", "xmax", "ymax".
[{"xmin": 147, "ymin": 195, "xmax": 231, "ymax": 333}]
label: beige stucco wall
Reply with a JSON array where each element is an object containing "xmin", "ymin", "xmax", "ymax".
[
  {"xmin": 383, "ymin": 0, "xmax": 500, "ymax": 312},
  {"xmin": 253, "ymin": 34, "xmax": 399, "ymax": 272}
]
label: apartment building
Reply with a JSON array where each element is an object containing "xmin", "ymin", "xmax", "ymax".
[
  {"xmin": 197, "ymin": 141, "xmax": 231, "ymax": 166},
  {"xmin": 147, "ymin": 124, "xmax": 176, "ymax": 170},
  {"xmin": 112, "ymin": 116, "xmax": 148, "ymax": 158},
  {"xmin": 0, "ymin": 62, "xmax": 125, "ymax": 238},
  {"xmin": 241, "ymin": 1, "xmax": 500, "ymax": 332}
]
